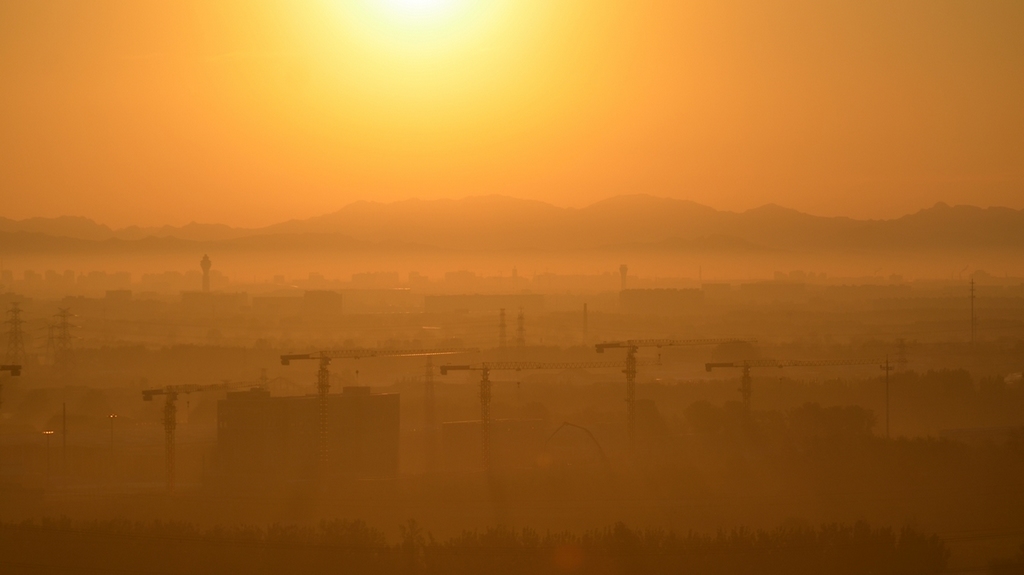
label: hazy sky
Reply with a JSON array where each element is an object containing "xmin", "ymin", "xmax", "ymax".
[{"xmin": 1, "ymin": 0, "xmax": 1022, "ymax": 227}]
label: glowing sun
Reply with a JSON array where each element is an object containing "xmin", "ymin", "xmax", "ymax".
[{"xmin": 381, "ymin": 0, "xmax": 457, "ymax": 20}]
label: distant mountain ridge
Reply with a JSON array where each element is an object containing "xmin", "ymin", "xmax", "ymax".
[{"xmin": 2, "ymin": 195, "xmax": 1023, "ymax": 253}]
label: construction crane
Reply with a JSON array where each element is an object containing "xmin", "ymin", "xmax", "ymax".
[
  {"xmin": 280, "ymin": 347, "xmax": 475, "ymax": 477},
  {"xmin": 440, "ymin": 359, "xmax": 658, "ymax": 472},
  {"xmin": 705, "ymin": 358, "xmax": 883, "ymax": 412},
  {"xmin": 596, "ymin": 338, "xmax": 756, "ymax": 448},
  {"xmin": 142, "ymin": 380, "xmax": 260, "ymax": 493}
]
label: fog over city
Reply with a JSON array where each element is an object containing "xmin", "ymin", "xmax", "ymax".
[{"xmin": 2, "ymin": 1, "xmax": 1024, "ymax": 574}]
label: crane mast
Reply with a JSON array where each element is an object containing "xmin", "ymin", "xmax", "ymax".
[{"xmin": 596, "ymin": 337, "xmax": 756, "ymax": 451}]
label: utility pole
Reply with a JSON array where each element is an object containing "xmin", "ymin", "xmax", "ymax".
[
  {"xmin": 882, "ymin": 356, "xmax": 894, "ymax": 439},
  {"xmin": 62, "ymin": 402, "xmax": 67, "ymax": 487},
  {"xmin": 970, "ymin": 278, "xmax": 976, "ymax": 345},
  {"xmin": 582, "ymin": 303, "xmax": 588, "ymax": 346},
  {"xmin": 498, "ymin": 308, "xmax": 507, "ymax": 349},
  {"xmin": 516, "ymin": 308, "xmax": 525, "ymax": 348},
  {"xmin": 424, "ymin": 357, "xmax": 436, "ymax": 472},
  {"xmin": 316, "ymin": 358, "xmax": 329, "ymax": 478},
  {"xmin": 480, "ymin": 368, "xmax": 492, "ymax": 472},
  {"xmin": 43, "ymin": 430, "xmax": 54, "ymax": 486},
  {"xmin": 109, "ymin": 413, "xmax": 117, "ymax": 483},
  {"xmin": 4, "ymin": 302, "xmax": 26, "ymax": 365}
]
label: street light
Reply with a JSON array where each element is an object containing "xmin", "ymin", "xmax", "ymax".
[
  {"xmin": 109, "ymin": 414, "xmax": 118, "ymax": 484},
  {"xmin": 42, "ymin": 430, "xmax": 54, "ymax": 485}
]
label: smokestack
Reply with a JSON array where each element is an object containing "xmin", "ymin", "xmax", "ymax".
[{"xmin": 619, "ymin": 264, "xmax": 628, "ymax": 291}]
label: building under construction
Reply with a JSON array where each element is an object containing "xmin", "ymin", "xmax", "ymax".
[{"xmin": 214, "ymin": 386, "xmax": 399, "ymax": 485}]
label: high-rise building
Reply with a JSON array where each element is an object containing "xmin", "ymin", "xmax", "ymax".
[{"xmin": 215, "ymin": 387, "xmax": 399, "ymax": 486}]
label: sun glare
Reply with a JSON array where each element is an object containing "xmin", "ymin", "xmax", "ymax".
[
  {"xmin": 341, "ymin": 0, "xmax": 497, "ymax": 54},
  {"xmin": 384, "ymin": 0, "xmax": 455, "ymax": 19}
]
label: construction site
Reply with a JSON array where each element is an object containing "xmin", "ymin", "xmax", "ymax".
[
  {"xmin": 0, "ymin": 248, "xmax": 1021, "ymax": 575},
  {"xmin": 7, "ymin": 0, "xmax": 1024, "ymax": 569}
]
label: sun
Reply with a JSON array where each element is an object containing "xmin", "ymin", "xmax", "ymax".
[
  {"xmin": 381, "ymin": 0, "xmax": 458, "ymax": 21},
  {"xmin": 340, "ymin": 0, "xmax": 489, "ymax": 53},
  {"xmin": 385, "ymin": 0, "xmax": 450, "ymax": 15}
]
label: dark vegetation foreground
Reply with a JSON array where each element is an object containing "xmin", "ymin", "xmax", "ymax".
[{"xmin": 0, "ymin": 518, "xmax": 953, "ymax": 575}]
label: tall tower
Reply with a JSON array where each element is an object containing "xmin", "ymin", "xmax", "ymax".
[
  {"xmin": 498, "ymin": 308, "xmax": 507, "ymax": 349},
  {"xmin": 582, "ymin": 303, "xmax": 588, "ymax": 345},
  {"xmin": 424, "ymin": 357, "xmax": 436, "ymax": 471},
  {"xmin": 53, "ymin": 308, "xmax": 73, "ymax": 368},
  {"xmin": 516, "ymin": 308, "xmax": 525, "ymax": 348},
  {"xmin": 200, "ymin": 254, "xmax": 212, "ymax": 293},
  {"xmin": 970, "ymin": 277, "xmax": 976, "ymax": 344},
  {"xmin": 619, "ymin": 264, "xmax": 628, "ymax": 291},
  {"xmin": 4, "ymin": 302, "xmax": 26, "ymax": 364}
]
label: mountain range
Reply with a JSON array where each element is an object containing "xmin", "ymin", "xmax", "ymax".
[{"xmin": 1, "ymin": 195, "xmax": 1022, "ymax": 254}]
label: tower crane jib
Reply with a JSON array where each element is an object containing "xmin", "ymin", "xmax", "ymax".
[{"xmin": 705, "ymin": 358, "xmax": 884, "ymax": 412}]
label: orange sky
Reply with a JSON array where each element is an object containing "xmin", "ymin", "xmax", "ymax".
[{"xmin": 1, "ymin": 0, "xmax": 1022, "ymax": 227}]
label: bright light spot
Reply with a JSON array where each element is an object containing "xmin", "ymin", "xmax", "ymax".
[
  {"xmin": 384, "ymin": 0, "xmax": 454, "ymax": 18},
  {"xmin": 340, "ymin": 0, "xmax": 491, "ymax": 54}
]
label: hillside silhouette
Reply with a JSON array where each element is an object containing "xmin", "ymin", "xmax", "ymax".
[{"xmin": 2, "ymin": 195, "xmax": 1023, "ymax": 254}]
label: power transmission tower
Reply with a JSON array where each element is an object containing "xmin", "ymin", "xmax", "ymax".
[
  {"xmin": 4, "ymin": 302, "xmax": 26, "ymax": 364},
  {"xmin": 498, "ymin": 308, "xmax": 507, "ymax": 349},
  {"xmin": 516, "ymin": 308, "xmax": 525, "ymax": 347},
  {"xmin": 53, "ymin": 308, "xmax": 74, "ymax": 368}
]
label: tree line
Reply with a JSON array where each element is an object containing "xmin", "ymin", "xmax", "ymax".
[{"xmin": 0, "ymin": 518, "xmax": 949, "ymax": 574}]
